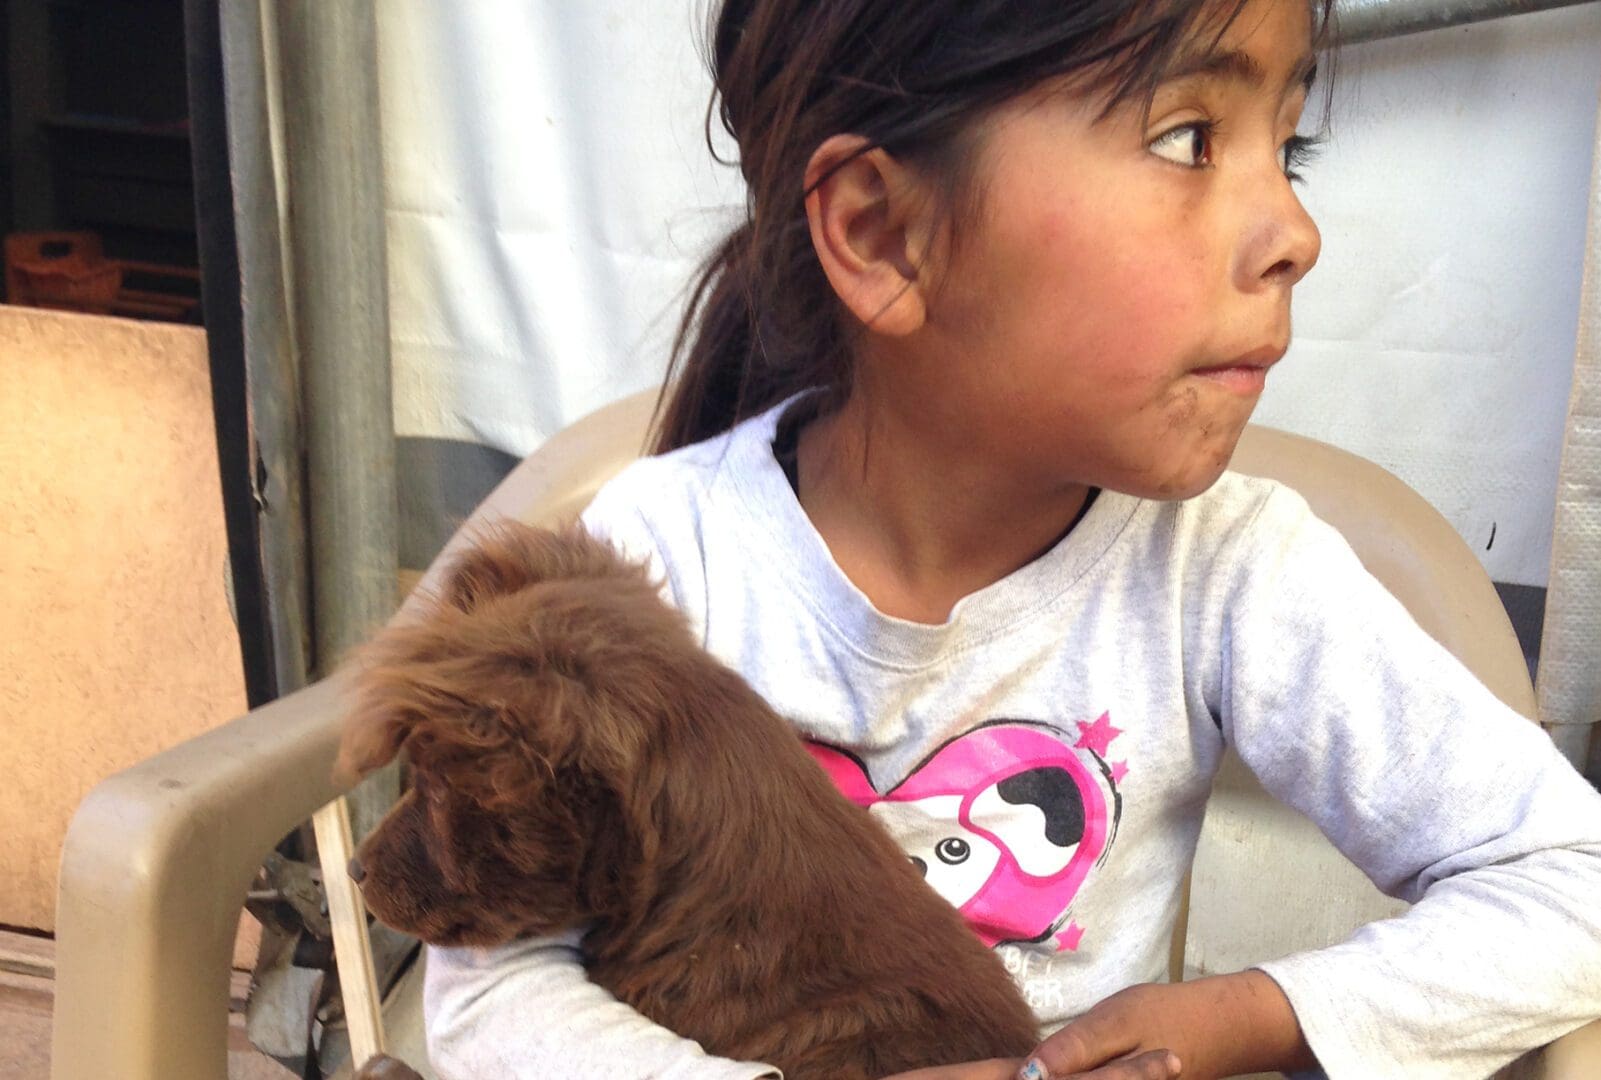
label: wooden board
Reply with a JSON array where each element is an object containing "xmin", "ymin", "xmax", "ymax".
[{"xmin": 0, "ymin": 306, "xmax": 255, "ymax": 967}]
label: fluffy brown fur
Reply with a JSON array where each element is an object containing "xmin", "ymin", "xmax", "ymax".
[{"xmin": 338, "ymin": 523, "xmax": 1039, "ymax": 1079}]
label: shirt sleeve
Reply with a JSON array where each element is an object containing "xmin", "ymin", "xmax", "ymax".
[
  {"xmin": 425, "ymin": 937, "xmax": 781, "ymax": 1080},
  {"xmin": 1216, "ymin": 487, "xmax": 1601, "ymax": 1080},
  {"xmin": 420, "ymin": 473, "xmax": 775, "ymax": 1079}
]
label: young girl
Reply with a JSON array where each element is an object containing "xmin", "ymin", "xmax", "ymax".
[{"xmin": 424, "ymin": 0, "xmax": 1601, "ymax": 1077}]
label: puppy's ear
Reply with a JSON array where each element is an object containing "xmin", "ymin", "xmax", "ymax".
[
  {"xmin": 335, "ymin": 674, "xmax": 422, "ymax": 786},
  {"xmin": 437, "ymin": 523, "xmax": 650, "ymax": 614},
  {"xmin": 335, "ymin": 620, "xmax": 461, "ymax": 786}
]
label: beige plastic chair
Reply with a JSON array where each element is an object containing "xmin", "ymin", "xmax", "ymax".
[{"xmin": 52, "ymin": 389, "xmax": 1601, "ymax": 1079}]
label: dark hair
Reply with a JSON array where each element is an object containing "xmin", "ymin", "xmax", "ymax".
[{"xmin": 652, "ymin": 0, "xmax": 1337, "ymax": 454}]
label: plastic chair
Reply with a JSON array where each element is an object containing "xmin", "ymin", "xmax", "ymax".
[{"xmin": 51, "ymin": 388, "xmax": 1601, "ymax": 1079}]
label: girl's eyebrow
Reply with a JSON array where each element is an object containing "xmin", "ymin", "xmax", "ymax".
[{"xmin": 1165, "ymin": 49, "xmax": 1319, "ymax": 95}]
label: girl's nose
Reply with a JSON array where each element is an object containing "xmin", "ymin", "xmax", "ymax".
[{"xmin": 1242, "ymin": 178, "xmax": 1322, "ymax": 291}]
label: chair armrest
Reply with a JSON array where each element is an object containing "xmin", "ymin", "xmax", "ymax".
[
  {"xmin": 52, "ymin": 674, "xmax": 351, "ymax": 1080},
  {"xmin": 1539, "ymin": 1017, "xmax": 1601, "ymax": 1079},
  {"xmin": 48, "ymin": 390, "xmax": 658, "ymax": 1080}
]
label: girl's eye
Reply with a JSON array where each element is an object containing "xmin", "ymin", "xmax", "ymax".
[
  {"xmin": 1148, "ymin": 122, "xmax": 1213, "ymax": 168},
  {"xmin": 1280, "ymin": 133, "xmax": 1326, "ymax": 184}
]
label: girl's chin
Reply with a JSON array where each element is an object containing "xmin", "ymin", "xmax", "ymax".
[{"xmin": 1117, "ymin": 446, "xmax": 1242, "ymax": 502}]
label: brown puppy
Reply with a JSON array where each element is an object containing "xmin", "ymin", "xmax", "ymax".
[{"xmin": 339, "ymin": 523, "xmax": 1039, "ymax": 1080}]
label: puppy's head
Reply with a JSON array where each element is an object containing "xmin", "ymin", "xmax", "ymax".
[{"xmin": 337, "ymin": 523, "xmax": 689, "ymax": 947}]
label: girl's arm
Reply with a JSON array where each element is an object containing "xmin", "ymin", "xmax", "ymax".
[
  {"xmin": 1190, "ymin": 486, "xmax": 1601, "ymax": 1079},
  {"xmin": 425, "ymin": 932, "xmax": 780, "ymax": 1079},
  {"xmin": 1026, "ymin": 482, "xmax": 1601, "ymax": 1080}
]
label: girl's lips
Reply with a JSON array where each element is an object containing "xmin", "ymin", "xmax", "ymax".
[
  {"xmin": 1191, "ymin": 363, "xmax": 1271, "ymax": 394},
  {"xmin": 1197, "ymin": 368, "xmax": 1267, "ymax": 393},
  {"xmin": 1190, "ymin": 347, "xmax": 1285, "ymax": 394}
]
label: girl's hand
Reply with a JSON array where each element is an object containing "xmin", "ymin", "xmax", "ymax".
[
  {"xmin": 1015, "ymin": 993, "xmax": 1186, "ymax": 1080},
  {"xmin": 1016, "ymin": 972, "xmax": 1315, "ymax": 1080}
]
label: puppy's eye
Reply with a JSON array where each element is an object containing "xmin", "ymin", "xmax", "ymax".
[{"xmin": 935, "ymin": 838, "xmax": 970, "ymax": 865}]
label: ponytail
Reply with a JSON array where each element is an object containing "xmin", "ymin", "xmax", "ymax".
[
  {"xmin": 651, "ymin": 225, "xmax": 758, "ymax": 455},
  {"xmin": 651, "ymin": 216, "xmax": 850, "ymax": 455}
]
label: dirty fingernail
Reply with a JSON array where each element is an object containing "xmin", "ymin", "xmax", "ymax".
[{"xmin": 1018, "ymin": 1060, "xmax": 1047, "ymax": 1080}]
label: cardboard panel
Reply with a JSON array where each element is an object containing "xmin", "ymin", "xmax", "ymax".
[{"xmin": 0, "ymin": 306, "xmax": 252, "ymax": 962}]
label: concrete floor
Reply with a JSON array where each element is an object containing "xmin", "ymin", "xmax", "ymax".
[{"xmin": 0, "ymin": 929, "xmax": 296, "ymax": 1080}]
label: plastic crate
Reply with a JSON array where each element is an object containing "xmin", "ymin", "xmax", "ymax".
[{"xmin": 5, "ymin": 232, "xmax": 125, "ymax": 315}]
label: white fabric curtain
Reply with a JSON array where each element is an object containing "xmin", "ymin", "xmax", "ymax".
[
  {"xmin": 378, "ymin": 0, "xmax": 739, "ymax": 566},
  {"xmin": 374, "ymin": 1, "xmax": 1601, "ymax": 596}
]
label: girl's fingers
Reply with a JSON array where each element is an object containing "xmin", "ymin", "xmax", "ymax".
[
  {"xmin": 1017, "ymin": 1049, "xmax": 1181, "ymax": 1080},
  {"xmin": 1018, "ymin": 1010, "xmax": 1138, "ymax": 1078},
  {"xmin": 1101, "ymin": 1050, "xmax": 1182, "ymax": 1079}
]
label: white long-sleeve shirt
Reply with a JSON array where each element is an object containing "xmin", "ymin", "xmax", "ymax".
[{"xmin": 426, "ymin": 397, "xmax": 1601, "ymax": 1079}]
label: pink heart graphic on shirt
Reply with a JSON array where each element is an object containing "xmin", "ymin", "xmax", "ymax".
[{"xmin": 806, "ymin": 721, "xmax": 1116, "ymax": 949}]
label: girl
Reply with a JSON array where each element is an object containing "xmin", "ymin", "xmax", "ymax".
[{"xmin": 425, "ymin": 0, "xmax": 1601, "ymax": 1077}]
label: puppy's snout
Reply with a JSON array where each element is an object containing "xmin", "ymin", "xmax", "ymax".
[{"xmin": 348, "ymin": 856, "xmax": 366, "ymax": 884}]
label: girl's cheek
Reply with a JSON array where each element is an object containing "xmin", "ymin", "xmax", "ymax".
[{"xmin": 1098, "ymin": 267, "xmax": 1195, "ymax": 338}]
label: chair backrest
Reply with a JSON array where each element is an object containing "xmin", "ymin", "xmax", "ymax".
[
  {"xmin": 409, "ymin": 390, "xmax": 659, "ymax": 604},
  {"xmin": 439, "ymin": 388, "xmax": 1536, "ymax": 988}
]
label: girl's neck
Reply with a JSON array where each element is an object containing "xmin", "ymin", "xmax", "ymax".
[{"xmin": 793, "ymin": 386, "xmax": 1092, "ymax": 625}]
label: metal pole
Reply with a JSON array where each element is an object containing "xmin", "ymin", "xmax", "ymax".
[
  {"xmin": 275, "ymin": 0, "xmax": 399, "ymax": 840},
  {"xmin": 220, "ymin": 0, "xmax": 312, "ymax": 701},
  {"xmin": 272, "ymin": 5, "xmax": 399, "ymax": 1069},
  {"xmin": 1336, "ymin": 0, "xmax": 1599, "ymax": 44}
]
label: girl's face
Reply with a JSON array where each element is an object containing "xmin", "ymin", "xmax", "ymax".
[{"xmin": 906, "ymin": 0, "xmax": 1321, "ymax": 502}]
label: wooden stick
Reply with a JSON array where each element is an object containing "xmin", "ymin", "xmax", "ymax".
[{"xmin": 312, "ymin": 795, "xmax": 386, "ymax": 1066}]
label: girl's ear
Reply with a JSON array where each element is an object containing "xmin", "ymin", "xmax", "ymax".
[{"xmin": 804, "ymin": 135, "xmax": 938, "ymax": 338}]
